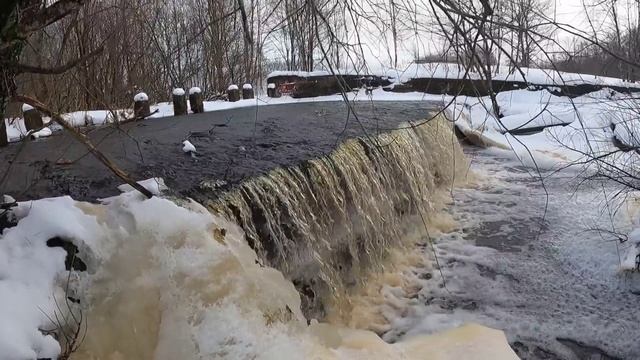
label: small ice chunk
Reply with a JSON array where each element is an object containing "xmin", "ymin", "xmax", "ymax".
[
  {"xmin": 172, "ymin": 88, "xmax": 185, "ymax": 96},
  {"xmin": 189, "ymin": 87, "xmax": 202, "ymax": 95},
  {"xmin": 134, "ymin": 92, "xmax": 148, "ymax": 102},
  {"xmin": 22, "ymin": 103, "xmax": 34, "ymax": 112},
  {"xmin": 117, "ymin": 177, "xmax": 167, "ymax": 195},
  {"xmin": 30, "ymin": 127, "xmax": 52, "ymax": 139},
  {"xmin": 182, "ymin": 140, "xmax": 196, "ymax": 153},
  {"xmin": 242, "ymin": 83, "xmax": 253, "ymax": 90},
  {"xmin": 228, "ymin": 84, "xmax": 239, "ymax": 91},
  {"xmin": 267, "ymin": 83, "xmax": 276, "ymax": 89}
]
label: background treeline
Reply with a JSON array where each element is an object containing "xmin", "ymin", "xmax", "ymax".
[
  {"xmin": 12, "ymin": 0, "xmax": 339, "ymax": 111},
  {"xmin": 7, "ymin": 0, "xmax": 640, "ymax": 115}
]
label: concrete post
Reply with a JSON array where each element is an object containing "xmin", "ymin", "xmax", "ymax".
[
  {"xmin": 227, "ymin": 85, "xmax": 240, "ymax": 102},
  {"xmin": 267, "ymin": 83, "xmax": 279, "ymax": 97},
  {"xmin": 189, "ymin": 87, "xmax": 204, "ymax": 113},
  {"xmin": 242, "ymin": 83, "xmax": 254, "ymax": 99},
  {"xmin": 23, "ymin": 104, "xmax": 43, "ymax": 131},
  {"xmin": 133, "ymin": 92, "xmax": 151, "ymax": 119},
  {"xmin": 172, "ymin": 88, "xmax": 187, "ymax": 116}
]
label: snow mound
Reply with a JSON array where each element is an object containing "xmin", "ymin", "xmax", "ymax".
[
  {"xmin": 243, "ymin": 84, "xmax": 253, "ymax": 90},
  {"xmin": 189, "ymin": 87, "xmax": 202, "ymax": 95},
  {"xmin": 0, "ymin": 196, "xmax": 101, "ymax": 359},
  {"xmin": 228, "ymin": 84, "xmax": 239, "ymax": 91},
  {"xmin": 30, "ymin": 127, "xmax": 52, "ymax": 139},
  {"xmin": 172, "ymin": 88, "xmax": 185, "ymax": 96},
  {"xmin": 133, "ymin": 92, "xmax": 148, "ymax": 102}
]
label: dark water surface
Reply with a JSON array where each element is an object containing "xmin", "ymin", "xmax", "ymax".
[{"xmin": 0, "ymin": 101, "xmax": 438, "ymax": 200}]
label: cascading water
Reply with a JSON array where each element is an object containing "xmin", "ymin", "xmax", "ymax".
[
  {"xmin": 199, "ymin": 116, "xmax": 468, "ymax": 319},
  {"xmin": 1, "ymin": 114, "xmax": 518, "ymax": 359}
]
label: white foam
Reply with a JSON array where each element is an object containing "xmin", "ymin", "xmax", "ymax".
[{"xmin": 376, "ymin": 150, "xmax": 640, "ymax": 359}]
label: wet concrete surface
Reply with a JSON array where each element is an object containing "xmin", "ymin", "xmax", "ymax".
[{"xmin": 0, "ymin": 101, "xmax": 439, "ymax": 201}]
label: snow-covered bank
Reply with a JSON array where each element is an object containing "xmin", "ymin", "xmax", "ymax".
[
  {"xmin": 0, "ymin": 182, "xmax": 518, "ymax": 359},
  {"xmin": 448, "ymin": 88, "xmax": 640, "ymax": 270},
  {"xmin": 268, "ymin": 63, "xmax": 640, "ymax": 89}
]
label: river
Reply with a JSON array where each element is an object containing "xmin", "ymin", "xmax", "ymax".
[{"xmin": 379, "ymin": 147, "xmax": 640, "ymax": 359}]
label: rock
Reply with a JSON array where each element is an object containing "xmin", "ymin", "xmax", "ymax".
[{"xmin": 46, "ymin": 237, "xmax": 87, "ymax": 271}]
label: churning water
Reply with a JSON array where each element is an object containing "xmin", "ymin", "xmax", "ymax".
[{"xmin": 375, "ymin": 148, "xmax": 640, "ymax": 360}]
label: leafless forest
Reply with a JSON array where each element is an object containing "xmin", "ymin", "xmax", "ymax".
[{"xmin": 2, "ymin": 0, "xmax": 640, "ymax": 114}]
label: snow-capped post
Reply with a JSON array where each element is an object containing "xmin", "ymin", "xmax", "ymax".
[
  {"xmin": 242, "ymin": 83, "xmax": 254, "ymax": 99},
  {"xmin": 133, "ymin": 92, "xmax": 150, "ymax": 119},
  {"xmin": 22, "ymin": 103, "xmax": 43, "ymax": 132},
  {"xmin": 267, "ymin": 83, "xmax": 279, "ymax": 98},
  {"xmin": 227, "ymin": 84, "xmax": 240, "ymax": 102},
  {"xmin": 189, "ymin": 87, "xmax": 204, "ymax": 113},
  {"xmin": 172, "ymin": 88, "xmax": 187, "ymax": 116}
]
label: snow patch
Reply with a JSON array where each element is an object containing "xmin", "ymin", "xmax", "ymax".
[
  {"xmin": 267, "ymin": 83, "xmax": 276, "ymax": 89},
  {"xmin": 133, "ymin": 92, "xmax": 148, "ymax": 102},
  {"xmin": 172, "ymin": 88, "xmax": 185, "ymax": 96},
  {"xmin": 21, "ymin": 103, "xmax": 34, "ymax": 112},
  {"xmin": 189, "ymin": 87, "xmax": 202, "ymax": 95},
  {"xmin": 242, "ymin": 84, "xmax": 253, "ymax": 90},
  {"xmin": 227, "ymin": 84, "xmax": 239, "ymax": 91},
  {"xmin": 116, "ymin": 177, "xmax": 167, "ymax": 196},
  {"xmin": 30, "ymin": 127, "xmax": 52, "ymax": 139}
]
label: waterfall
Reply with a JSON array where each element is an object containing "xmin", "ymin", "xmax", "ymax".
[
  {"xmin": 14, "ymin": 113, "xmax": 472, "ymax": 359},
  {"xmin": 200, "ymin": 114, "xmax": 468, "ymax": 319},
  {"xmin": 3, "ymin": 113, "xmax": 522, "ymax": 360}
]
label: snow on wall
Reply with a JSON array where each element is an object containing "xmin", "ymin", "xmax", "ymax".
[{"xmin": 267, "ymin": 63, "xmax": 640, "ymax": 89}]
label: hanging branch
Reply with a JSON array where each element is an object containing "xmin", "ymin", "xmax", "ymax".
[{"xmin": 12, "ymin": 94, "xmax": 153, "ymax": 199}]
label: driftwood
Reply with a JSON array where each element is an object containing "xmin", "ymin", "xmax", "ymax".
[{"xmin": 13, "ymin": 95, "xmax": 154, "ymax": 199}]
